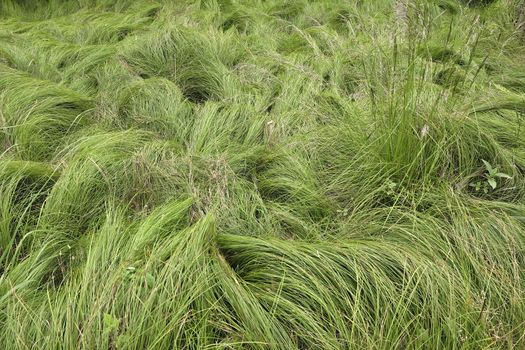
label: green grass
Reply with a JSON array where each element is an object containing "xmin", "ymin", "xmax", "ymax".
[{"xmin": 1, "ymin": 0, "xmax": 525, "ymax": 348}]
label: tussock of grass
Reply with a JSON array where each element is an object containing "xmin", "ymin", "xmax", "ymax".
[{"xmin": 1, "ymin": 0, "xmax": 525, "ymax": 348}]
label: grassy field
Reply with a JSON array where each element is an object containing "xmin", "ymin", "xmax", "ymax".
[{"xmin": 1, "ymin": 0, "xmax": 525, "ymax": 348}]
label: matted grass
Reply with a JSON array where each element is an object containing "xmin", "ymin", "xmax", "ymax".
[{"xmin": 1, "ymin": 0, "xmax": 525, "ymax": 348}]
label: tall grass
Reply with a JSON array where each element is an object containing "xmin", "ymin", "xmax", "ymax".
[{"xmin": 1, "ymin": 0, "xmax": 525, "ymax": 348}]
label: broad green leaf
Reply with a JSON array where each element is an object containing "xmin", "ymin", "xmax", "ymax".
[
  {"xmin": 482, "ymin": 159, "xmax": 493, "ymax": 173},
  {"xmin": 495, "ymin": 172, "xmax": 512, "ymax": 179}
]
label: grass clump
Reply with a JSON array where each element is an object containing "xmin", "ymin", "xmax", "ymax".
[{"xmin": 1, "ymin": 0, "xmax": 525, "ymax": 349}]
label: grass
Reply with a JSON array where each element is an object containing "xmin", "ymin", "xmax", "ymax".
[{"xmin": 1, "ymin": 0, "xmax": 525, "ymax": 348}]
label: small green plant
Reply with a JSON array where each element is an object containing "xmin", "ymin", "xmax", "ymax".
[
  {"xmin": 336, "ymin": 207, "xmax": 350, "ymax": 217},
  {"xmin": 382, "ymin": 179, "xmax": 398, "ymax": 196},
  {"xmin": 2, "ymin": 0, "xmax": 525, "ymax": 349},
  {"xmin": 124, "ymin": 266, "xmax": 136, "ymax": 281},
  {"xmin": 470, "ymin": 160, "xmax": 512, "ymax": 194},
  {"xmin": 103, "ymin": 313, "xmax": 120, "ymax": 336}
]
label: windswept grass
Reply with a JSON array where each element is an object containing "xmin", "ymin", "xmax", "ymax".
[{"xmin": 1, "ymin": 0, "xmax": 525, "ymax": 348}]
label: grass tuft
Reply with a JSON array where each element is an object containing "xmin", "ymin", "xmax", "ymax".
[{"xmin": 1, "ymin": 0, "xmax": 525, "ymax": 348}]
